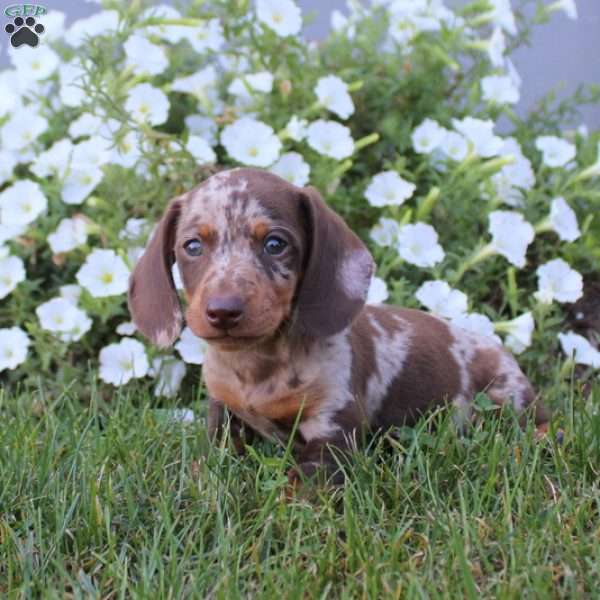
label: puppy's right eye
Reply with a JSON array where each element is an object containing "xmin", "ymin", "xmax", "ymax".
[{"xmin": 183, "ymin": 239, "xmax": 203, "ymax": 256}]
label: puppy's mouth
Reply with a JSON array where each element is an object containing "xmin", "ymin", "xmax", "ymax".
[{"xmin": 202, "ymin": 332, "xmax": 268, "ymax": 350}]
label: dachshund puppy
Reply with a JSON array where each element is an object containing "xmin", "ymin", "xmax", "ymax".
[{"xmin": 129, "ymin": 168, "xmax": 548, "ymax": 484}]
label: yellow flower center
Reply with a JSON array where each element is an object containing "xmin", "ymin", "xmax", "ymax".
[
  {"xmin": 248, "ymin": 147, "xmax": 258, "ymax": 157},
  {"xmin": 101, "ymin": 272, "xmax": 114, "ymax": 285}
]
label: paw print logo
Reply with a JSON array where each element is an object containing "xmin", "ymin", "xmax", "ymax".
[{"xmin": 5, "ymin": 16, "xmax": 45, "ymax": 48}]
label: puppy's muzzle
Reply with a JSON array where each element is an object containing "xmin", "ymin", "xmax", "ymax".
[{"xmin": 205, "ymin": 295, "xmax": 245, "ymax": 330}]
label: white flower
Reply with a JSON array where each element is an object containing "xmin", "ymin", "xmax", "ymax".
[
  {"xmin": 416, "ymin": 280, "xmax": 468, "ymax": 319},
  {"xmin": 71, "ymin": 137, "xmax": 112, "ymax": 170},
  {"xmin": 0, "ymin": 327, "xmax": 30, "ymax": 371},
  {"xmin": 31, "ymin": 139, "xmax": 74, "ymax": 178},
  {"xmin": 128, "ymin": 246, "xmax": 145, "ymax": 267},
  {"xmin": 306, "ymin": 120, "xmax": 354, "ymax": 160},
  {"xmin": 505, "ymin": 58, "xmax": 522, "ymax": 88},
  {"xmin": 220, "ymin": 117, "xmax": 281, "ymax": 167},
  {"xmin": 99, "ymin": 338, "xmax": 150, "ymax": 386},
  {"xmin": 438, "ymin": 131, "xmax": 469, "ymax": 162},
  {"xmin": 185, "ymin": 18, "xmax": 225, "ymax": 53},
  {"xmin": 412, "ymin": 119, "xmax": 446, "ymax": 154},
  {"xmin": 110, "ymin": 131, "xmax": 143, "ymax": 169},
  {"xmin": 158, "ymin": 409, "xmax": 195, "ymax": 423},
  {"xmin": 481, "ymin": 74, "xmax": 520, "ymax": 104},
  {"xmin": 60, "ymin": 284, "xmax": 82, "ymax": 305},
  {"xmin": 0, "ymin": 151, "xmax": 17, "ymax": 185},
  {"xmin": 151, "ymin": 357, "xmax": 187, "ymax": 397},
  {"xmin": 370, "ymin": 217, "xmax": 400, "ymax": 247},
  {"xmin": 558, "ymin": 332, "xmax": 600, "ymax": 367},
  {"xmin": 314, "ymin": 75, "xmax": 354, "ymax": 119},
  {"xmin": 65, "ymin": 10, "xmax": 119, "ymax": 47},
  {"xmin": 0, "ymin": 223, "xmax": 25, "ymax": 246},
  {"xmin": 171, "ymin": 66, "xmax": 220, "ymax": 109},
  {"xmin": 367, "ymin": 276, "xmax": 389, "ymax": 304},
  {"xmin": 497, "ymin": 312, "xmax": 534, "ymax": 354},
  {"xmin": 487, "ymin": 27, "xmax": 506, "ymax": 67},
  {"xmin": 36, "ymin": 298, "xmax": 79, "ymax": 333},
  {"xmin": 43, "ymin": 10, "xmax": 66, "ymax": 41},
  {"xmin": 0, "ymin": 180, "xmax": 47, "ymax": 225},
  {"xmin": 451, "ymin": 117, "xmax": 503, "ymax": 158},
  {"xmin": 36, "ymin": 297, "xmax": 91, "ymax": 342},
  {"xmin": 120, "ymin": 218, "xmax": 151, "ymax": 242},
  {"xmin": 0, "ymin": 71, "xmax": 21, "ymax": 118},
  {"xmin": 125, "ymin": 84, "xmax": 170, "ymax": 126},
  {"xmin": 397, "ymin": 222, "xmax": 445, "ymax": 268},
  {"xmin": 61, "ymin": 166, "xmax": 104, "ymax": 205},
  {"xmin": 256, "ymin": 0, "xmax": 302, "ymax": 37},
  {"xmin": 535, "ymin": 258, "xmax": 583, "ymax": 304},
  {"xmin": 270, "ymin": 152, "xmax": 310, "ymax": 186},
  {"xmin": 331, "ymin": 9, "xmax": 356, "ymax": 38},
  {"xmin": 551, "ymin": 0, "xmax": 578, "ymax": 20},
  {"xmin": 452, "ymin": 313, "xmax": 501, "ymax": 344},
  {"xmin": 61, "ymin": 308, "xmax": 92, "ymax": 343},
  {"xmin": 1, "ymin": 107, "xmax": 48, "ymax": 152},
  {"xmin": 488, "ymin": 210, "xmax": 535, "ymax": 268},
  {"xmin": 48, "ymin": 217, "xmax": 88, "ymax": 254},
  {"xmin": 58, "ymin": 61, "xmax": 88, "ymax": 108},
  {"xmin": 491, "ymin": 138, "xmax": 535, "ymax": 206},
  {"xmin": 8, "ymin": 45, "xmax": 60, "ymax": 82},
  {"xmin": 535, "ymin": 136, "xmax": 576, "ymax": 168},
  {"xmin": 228, "ymin": 72, "xmax": 274, "ymax": 98},
  {"xmin": 365, "ymin": 171, "xmax": 416, "ymax": 207},
  {"xmin": 488, "ymin": 0, "xmax": 516, "ymax": 35},
  {"xmin": 116, "ymin": 321, "xmax": 137, "ymax": 336},
  {"xmin": 285, "ymin": 115, "xmax": 308, "ymax": 142},
  {"xmin": 123, "ymin": 34, "xmax": 168, "ymax": 76},
  {"xmin": 172, "ymin": 263, "xmax": 184, "ymax": 291},
  {"xmin": 185, "ymin": 115, "xmax": 218, "ymax": 145},
  {"xmin": 183, "ymin": 135, "xmax": 216, "ymax": 165},
  {"xmin": 140, "ymin": 4, "xmax": 186, "ymax": 43},
  {"xmin": 549, "ymin": 197, "xmax": 580, "ymax": 242},
  {"xmin": 0, "ymin": 255, "xmax": 25, "ymax": 299},
  {"xmin": 175, "ymin": 327, "xmax": 208, "ymax": 364},
  {"xmin": 76, "ymin": 249, "xmax": 130, "ymax": 297}
]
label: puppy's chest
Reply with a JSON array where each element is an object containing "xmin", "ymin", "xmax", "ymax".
[{"xmin": 204, "ymin": 351, "xmax": 326, "ymax": 429}]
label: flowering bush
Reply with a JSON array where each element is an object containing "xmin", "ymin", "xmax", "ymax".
[{"xmin": 1, "ymin": 0, "xmax": 599, "ymax": 400}]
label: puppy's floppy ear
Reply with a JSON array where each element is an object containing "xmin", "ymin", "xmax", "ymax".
[
  {"xmin": 128, "ymin": 197, "xmax": 184, "ymax": 348},
  {"xmin": 295, "ymin": 186, "xmax": 374, "ymax": 337}
]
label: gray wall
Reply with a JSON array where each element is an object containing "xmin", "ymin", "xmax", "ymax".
[{"xmin": 1, "ymin": 1, "xmax": 598, "ymax": 128}]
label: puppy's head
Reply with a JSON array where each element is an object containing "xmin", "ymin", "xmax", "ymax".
[{"xmin": 128, "ymin": 168, "xmax": 373, "ymax": 349}]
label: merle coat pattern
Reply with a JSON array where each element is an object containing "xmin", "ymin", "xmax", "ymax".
[{"xmin": 129, "ymin": 168, "xmax": 548, "ymax": 485}]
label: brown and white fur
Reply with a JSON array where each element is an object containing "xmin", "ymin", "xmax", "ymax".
[{"xmin": 129, "ymin": 168, "xmax": 548, "ymax": 484}]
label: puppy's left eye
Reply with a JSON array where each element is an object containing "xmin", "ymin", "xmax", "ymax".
[
  {"xmin": 184, "ymin": 239, "xmax": 203, "ymax": 256},
  {"xmin": 264, "ymin": 235, "xmax": 288, "ymax": 256}
]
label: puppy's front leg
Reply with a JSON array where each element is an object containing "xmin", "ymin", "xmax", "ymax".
[
  {"xmin": 288, "ymin": 431, "xmax": 355, "ymax": 488},
  {"xmin": 207, "ymin": 397, "xmax": 254, "ymax": 454}
]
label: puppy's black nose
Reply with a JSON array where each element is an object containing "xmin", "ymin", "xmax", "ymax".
[{"xmin": 206, "ymin": 296, "xmax": 245, "ymax": 330}]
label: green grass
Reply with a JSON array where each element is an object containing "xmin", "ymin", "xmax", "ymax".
[{"xmin": 1, "ymin": 372, "xmax": 600, "ymax": 599}]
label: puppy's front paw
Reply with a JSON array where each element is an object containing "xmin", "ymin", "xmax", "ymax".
[{"xmin": 285, "ymin": 462, "xmax": 322, "ymax": 501}]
